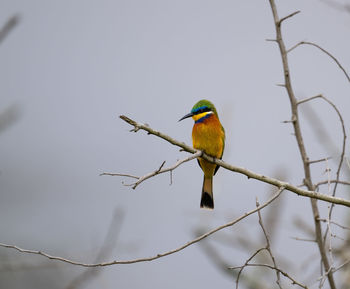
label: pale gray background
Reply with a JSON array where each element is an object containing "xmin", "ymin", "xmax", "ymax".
[{"xmin": 1, "ymin": 0, "xmax": 350, "ymax": 288}]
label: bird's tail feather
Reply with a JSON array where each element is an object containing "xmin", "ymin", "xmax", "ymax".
[{"xmin": 200, "ymin": 176, "xmax": 214, "ymax": 209}]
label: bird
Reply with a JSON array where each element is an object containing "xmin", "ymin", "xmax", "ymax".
[{"xmin": 179, "ymin": 99, "xmax": 225, "ymax": 209}]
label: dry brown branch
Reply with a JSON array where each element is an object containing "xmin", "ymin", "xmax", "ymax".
[
  {"xmin": 267, "ymin": 1, "xmax": 337, "ymax": 287},
  {"xmin": 0, "ymin": 188, "xmax": 284, "ymax": 268},
  {"xmin": 118, "ymin": 115, "xmax": 350, "ymax": 207},
  {"xmin": 287, "ymin": 41, "xmax": 350, "ymax": 82},
  {"xmin": 278, "ymin": 11, "xmax": 301, "ymax": 25},
  {"xmin": 101, "ymin": 152, "xmax": 201, "ymax": 189}
]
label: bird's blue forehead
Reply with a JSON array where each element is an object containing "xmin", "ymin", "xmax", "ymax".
[{"xmin": 191, "ymin": 106, "xmax": 208, "ymax": 113}]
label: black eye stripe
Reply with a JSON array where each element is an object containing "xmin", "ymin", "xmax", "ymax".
[{"xmin": 199, "ymin": 107, "xmax": 210, "ymax": 114}]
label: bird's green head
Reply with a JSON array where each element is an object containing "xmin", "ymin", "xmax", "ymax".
[{"xmin": 179, "ymin": 99, "xmax": 218, "ymax": 122}]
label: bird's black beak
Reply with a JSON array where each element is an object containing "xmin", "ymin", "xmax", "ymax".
[{"xmin": 179, "ymin": 112, "xmax": 194, "ymax": 122}]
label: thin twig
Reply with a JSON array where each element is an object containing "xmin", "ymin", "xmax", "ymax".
[
  {"xmin": 297, "ymin": 94, "xmax": 322, "ymax": 105},
  {"xmin": 290, "ymin": 237, "xmax": 316, "ymax": 243},
  {"xmin": 101, "ymin": 152, "xmax": 201, "ymax": 189},
  {"xmin": 0, "ymin": 188, "xmax": 284, "ymax": 268},
  {"xmin": 315, "ymin": 180, "xmax": 350, "ymax": 190},
  {"xmin": 256, "ymin": 199, "xmax": 282, "ymax": 288},
  {"xmin": 230, "ymin": 263, "xmax": 308, "ymax": 289},
  {"xmin": 317, "ymin": 219, "xmax": 350, "ymax": 231},
  {"xmin": 308, "ymin": 157, "xmax": 332, "ymax": 165},
  {"xmin": 278, "ymin": 11, "xmax": 301, "ymax": 25},
  {"xmin": 287, "ymin": 41, "xmax": 350, "ymax": 82},
  {"xmin": 235, "ymin": 248, "xmax": 266, "ymax": 289},
  {"xmin": 100, "ymin": 173, "xmax": 139, "ymax": 179}
]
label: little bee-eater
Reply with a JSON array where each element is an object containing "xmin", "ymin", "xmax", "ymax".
[{"xmin": 179, "ymin": 100, "xmax": 225, "ymax": 209}]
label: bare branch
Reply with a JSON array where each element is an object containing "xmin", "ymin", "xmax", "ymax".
[
  {"xmin": 297, "ymin": 94, "xmax": 322, "ymax": 105},
  {"xmin": 308, "ymin": 157, "xmax": 332, "ymax": 165},
  {"xmin": 0, "ymin": 188, "xmax": 284, "ymax": 267},
  {"xmin": 100, "ymin": 173, "xmax": 139, "ymax": 179},
  {"xmin": 119, "ymin": 115, "xmax": 350, "ymax": 208},
  {"xmin": 287, "ymin": 41, "xmax": 350, "ymax": 82},
  {"xmin": 267, "ymin": 1, "xmax": 337, "ymax": 287},
  {"xmin": 278, "ymin": 10, "xmax": 301, "ymax": 26}
]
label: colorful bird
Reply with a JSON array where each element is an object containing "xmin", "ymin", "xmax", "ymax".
[{"xmin": 179, "ymin": 99, "xmax": 225, "ymax": 209}]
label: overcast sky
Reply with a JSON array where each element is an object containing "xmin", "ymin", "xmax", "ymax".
[{"xmin": 1, "ymin": 1, "xmax": 350, "ymax": 288}]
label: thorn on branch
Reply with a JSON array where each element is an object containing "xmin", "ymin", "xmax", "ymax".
[
  {"xmin": 308, "ymin": 157, "xmax": 332, "ymax": 165},
  {"xmin": 297, "ymin": 94, "xmax": 322, "ymax": 105},
  {"xmin": 281, "ymin": 118, "xmax": 296, "ymax": 124},
  {"xmin": 276, "ymin": 83, "xmax": 286, "ymax": 87},
  {"xmin": 155, "ymin": 161, "xmax": 166, "ymax": 173}
]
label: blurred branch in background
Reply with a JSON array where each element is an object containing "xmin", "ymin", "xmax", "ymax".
[
  {"xmin": 0, "ymin": 105, "xmax": 21, "ymax": 135},
  {"xmin": 0, "ymin": 14, "xmax": 19, "ymax": 45},
  {"xmin": 0, "ymin": 187, "xmax": 284, "ymax": 267},
  {"xmin": 0, "ymin": 15, "xmax": 21, "ymax": 135},
  {"xmin": 66, "ymin": 208, "xmax": 124, "ymax": 289},
  {"xmin": 320, "ymin": 0, "xmax": 350, "ymax": 14}
]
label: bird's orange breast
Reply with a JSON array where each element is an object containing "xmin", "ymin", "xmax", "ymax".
[{"xmin": 192, "ymin": 114, "xmax": 225, "ymax": 159}]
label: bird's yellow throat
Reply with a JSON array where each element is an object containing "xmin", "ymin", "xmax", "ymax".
[{"xmin": 192, "ymin": 111, "xmax": 213, "ymax": 122}]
